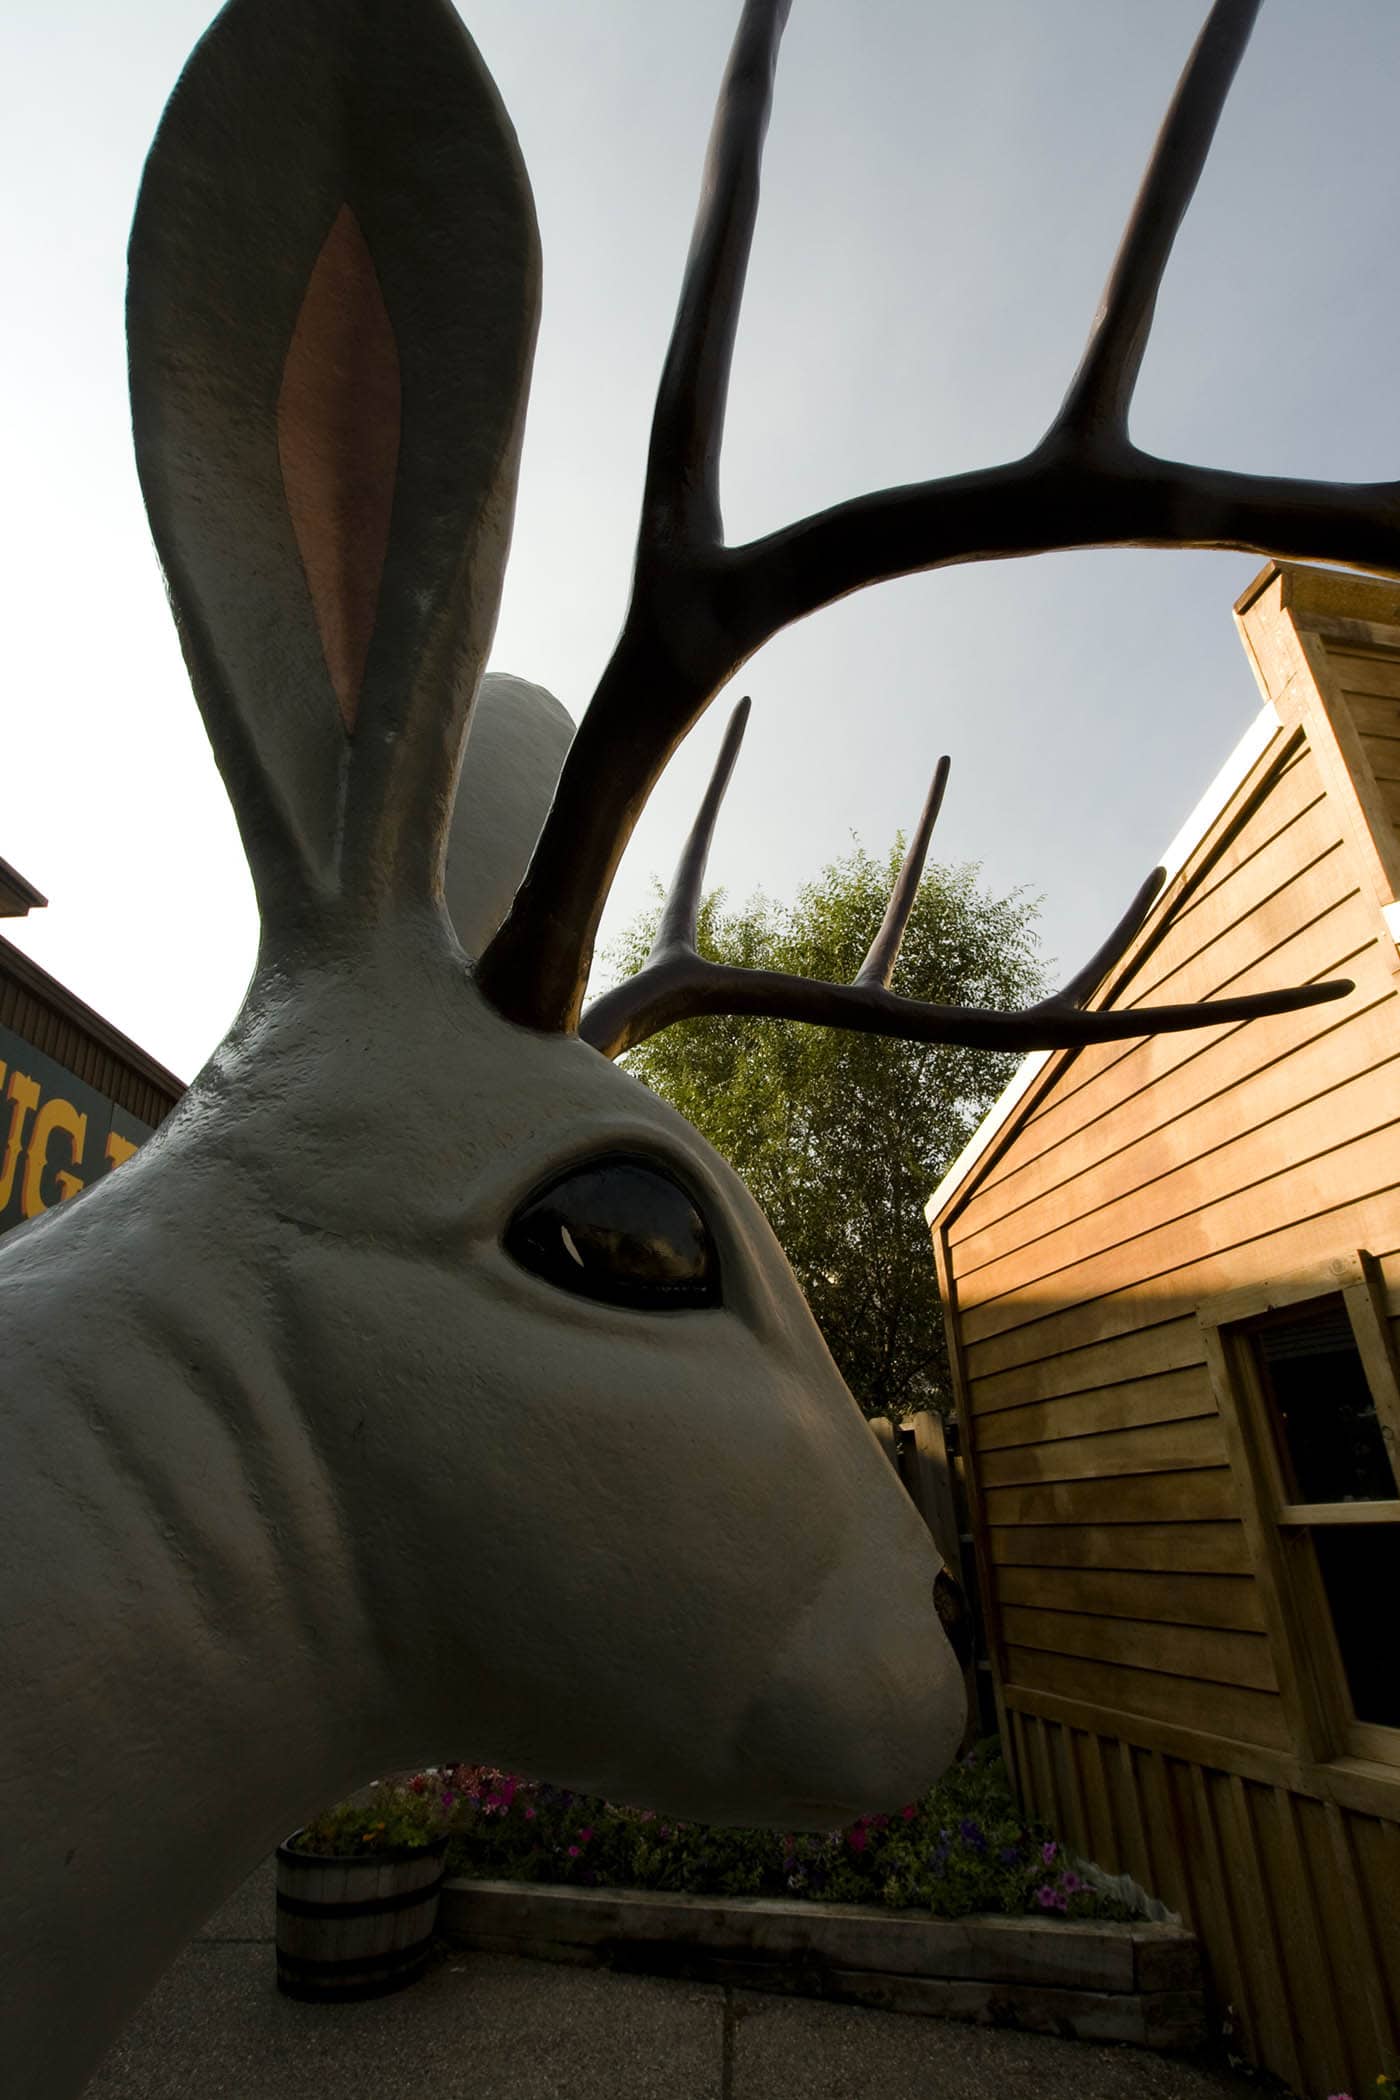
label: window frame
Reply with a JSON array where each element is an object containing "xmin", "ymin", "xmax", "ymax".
[{"xmin": 1199, "ymin": 1253, "xmax": 1400, "ymax": 1770}]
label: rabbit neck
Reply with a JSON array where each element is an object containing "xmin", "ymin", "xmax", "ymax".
[{"xmin": 0, "ymin": 1108, "xmax": 452, "ymax": 2099}]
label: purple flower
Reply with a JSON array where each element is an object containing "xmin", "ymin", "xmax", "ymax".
[
  {"xmin": 1062, "ymin": 1871, "xmax": 1082, "ymax": 1894},
  {"xmin": 1041, "ymin": 1840, "xmax": 1058, "ymax": 1865},
  {"xmin": 1035, "ymin": 1884, "xmax": 1058, "ymax": 1909}
]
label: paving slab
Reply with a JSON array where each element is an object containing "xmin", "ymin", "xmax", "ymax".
[
  {"xmin": 727, "ymin": 1990, "xmax": 1259, "ymax": 2100},
  {"xmin": 86, "ymin": 1940, "xmax": 723, "ymax": 2100},
  {"xmin": 81, "ymin": 1861, "xmax": 1266, "ymax": 2100}
]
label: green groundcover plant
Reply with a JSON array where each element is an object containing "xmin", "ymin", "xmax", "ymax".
[
  {"xmin": 416, "ymin": 1738, "xmax": 1136, "ymax": 1920},
  {"xmin": 288, "ymin": 1779, "xmax": 451, "ymax": 1856}
]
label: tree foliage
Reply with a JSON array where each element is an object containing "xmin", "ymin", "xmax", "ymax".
[{"xmin": 609, "ymin": 843, "xmax": 1046, "ymax": 1422}]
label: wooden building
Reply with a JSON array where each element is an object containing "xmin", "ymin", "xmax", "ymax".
[
  {"xmin": 1, "ymin": 865, "xmax": 183, "ymax": 1237},
  {"xmin": 926, "ymin": 563, "xmax": 1400, "ymax": 2097}
]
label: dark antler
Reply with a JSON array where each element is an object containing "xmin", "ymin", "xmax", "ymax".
[
  {"xmin": 479, "ymin": 0, "xmax": 1397, "ymax": 1037},
  {"xmin": 579, "ymin": 703, "xmax": 1350, "ymax": 1061}
]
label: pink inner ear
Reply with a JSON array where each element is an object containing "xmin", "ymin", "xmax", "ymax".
[{"xmin": 277, "ymin": 205, "xmax": 401, "ymax": 735}]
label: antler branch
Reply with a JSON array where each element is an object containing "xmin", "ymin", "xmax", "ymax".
[
  {"xmin": 579, "ymin": 707, "xmax": 1351, "ymax": 1062},
  {"xmin": 480, "ymin": 0, "xmax": 1397, "ymax": 1038},
  {"xmin": 727, "ymin": 452, "xmax": 1400, "ymax": 654}
]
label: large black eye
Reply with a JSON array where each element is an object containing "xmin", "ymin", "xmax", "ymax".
[{"xmin": 504, "ymin": 1153, "xmax": 719, "ymax": 1311}]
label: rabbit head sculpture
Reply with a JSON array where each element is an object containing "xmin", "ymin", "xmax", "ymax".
[{"xmin": 0, "ymin": 0, "xmax": 1379, "ymax": 2091}]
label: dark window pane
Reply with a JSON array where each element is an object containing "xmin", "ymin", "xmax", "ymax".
[
  {"xmin": 1313, "ymin": 1526, "xmax": 1400, "ymax": 1727},
  {"xmin": 1253, "ymin": 1303, "xmax": 1397, "ymax": 1504}
]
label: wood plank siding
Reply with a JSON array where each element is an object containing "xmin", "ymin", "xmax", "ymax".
[{"xmin": 930, "ymin": 565, "xmax": 1400, "ymax": 2097}]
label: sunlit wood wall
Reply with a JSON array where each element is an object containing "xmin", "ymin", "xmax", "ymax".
[{"xmin": 931, "ymin": 564, "xmax": 1400, "ymax": 2097}]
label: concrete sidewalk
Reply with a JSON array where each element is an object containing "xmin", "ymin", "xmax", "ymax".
[{"xmin": 84, "ymin": 1862, "xmax": 1264, "ymax": 2100}]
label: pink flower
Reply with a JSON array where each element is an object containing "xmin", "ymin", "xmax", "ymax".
[
  {"xmin": 1041, "ymin": 1840, "xmax": 1058, "ymax": 1864},
  {"xmin": 524, "ymin": 1807, "xmax": 536, "ymax": 1821},
  {"xmin": 567, "ymin": 1845, "xmax": 581, "ymax": 1858},
  {"xmin": 847, "ymin": 1828, "xmax": 868, "ymax": 1853},
  {"xmin": 579, "ymin": 1827, "xmax": 593, "ymax": 1843},
  {"xmin": 901, "ymin": 1804, "xmax": 916, "ymax": 1822}
]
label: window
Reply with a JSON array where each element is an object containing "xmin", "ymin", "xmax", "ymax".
[{"xmin": 1200, "ymin": 1259, "xmax": 1400, "ymax": 1768}]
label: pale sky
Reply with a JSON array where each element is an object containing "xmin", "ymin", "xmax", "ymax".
[{"xmin": 3, "ymin": 1, "xmax": 1399, "ymax": 1081}]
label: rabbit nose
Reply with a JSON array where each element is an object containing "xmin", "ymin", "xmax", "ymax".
[{"xmin": 732, "ymin": 1536, "xmax": 966, "ymax": 1825}]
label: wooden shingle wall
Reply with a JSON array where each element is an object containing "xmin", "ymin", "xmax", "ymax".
[{"xmin": 931, "ymin": 565, "xmax": 1400, "ymax": 2096}]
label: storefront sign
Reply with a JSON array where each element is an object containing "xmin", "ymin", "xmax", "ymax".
[{"xmin": 0, "ymin": 1025, "xmax": 158, "ymax": 1237}]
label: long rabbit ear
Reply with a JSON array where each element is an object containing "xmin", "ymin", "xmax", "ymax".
[
  {"xmin": 128, "ymin": 0, "xmax": 540, "ymax": 933},
  {"xmin": 445, "ymin": 675, "xmax": 575, "ymax": 958}
]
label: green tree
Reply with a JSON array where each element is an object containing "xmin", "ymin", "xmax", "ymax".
[{"xmin": 609, "ymin": 844, "xmax": 1045, "ymax": 1422}]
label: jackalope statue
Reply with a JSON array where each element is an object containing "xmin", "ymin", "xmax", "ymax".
[{"xmin": 1, "ymin": 0, "xmax": 1385, "ymax": 2091}]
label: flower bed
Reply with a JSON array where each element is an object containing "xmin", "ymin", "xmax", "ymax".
[
  {"xmin": 299, "ymin": 1743, "xmax": 1207, "ymax": 2047},
  {"xmin": 434, "ymin": 1740, "xmax": 1139, "ymax": 1923}
]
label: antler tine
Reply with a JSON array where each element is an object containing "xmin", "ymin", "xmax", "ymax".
[
  {"xmin": 1051, "ymin": 0, "xmax": 1263, "ymax": 449},
  {"xmin": 654, "ymin": 697, "xmax": 752, "ymax": 954},
  {"xmin": 579, "ymin": 700, "xmax": 752, "ymax": 1058},
  {"xmin": 644, "ymin": 0, "xmax": 793, "ymax": 549},
  {"xmin": 853, "ymin": 757, "xmax": 951, "ymax": 988},
  {"xmin": 1054, "ymin": 866, "xmax": 1167, "ymax": 1009}
]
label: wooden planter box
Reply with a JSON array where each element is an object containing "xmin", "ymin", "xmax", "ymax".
[{"xmin": 439, "ymin": 1877, "xmax": 1205, "ymax": 2048}]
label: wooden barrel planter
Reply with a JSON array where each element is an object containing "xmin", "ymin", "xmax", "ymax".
[{"xmin": 275, "ymin": 1835, "xmax": 448, "ymax": 2001}]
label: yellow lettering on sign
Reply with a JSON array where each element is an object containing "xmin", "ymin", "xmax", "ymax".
[
  {"xmin": 21, "ymin": 1095, "xmax": 88, "ymax": 1218},
  {"xmin": 0, "ymin": 1067, "xmax": 42, "ymax": 1211},
  {"xmin": 105, "ymin": 1131, "xmax": 139, "ymax": 1171}
]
